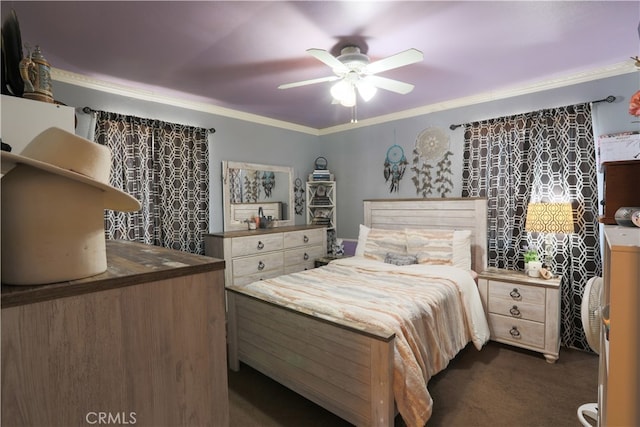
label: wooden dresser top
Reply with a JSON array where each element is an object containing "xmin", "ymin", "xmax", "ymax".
[
  {"xmin": 1, "ymin": 240, "xmax": 225, "ymax": 308},
  {"xmin": 206, "ymin": 224, "xmax": 325, "ymax": 238}
]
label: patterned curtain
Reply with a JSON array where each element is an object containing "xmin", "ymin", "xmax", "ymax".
[
  {"xmin": 461, "ymin": 103, "xmax": 601, "ymax": 351},
  {"xmin": 95, "ymin": 111, "xmax": 210, "ymax": 254}
]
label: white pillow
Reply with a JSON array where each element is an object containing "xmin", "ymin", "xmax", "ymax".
[
  {"xmin": 451, "ymin": 230, "xmax": 472, "ymax": 271},
  {"xmin": 355, "ymin": 224, "xmax": 370, "ymax": 256}
]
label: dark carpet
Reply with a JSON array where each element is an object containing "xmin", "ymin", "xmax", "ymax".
[{"xmin": 228, "ymin": 341, "xmax": 598, "ymax": 426}]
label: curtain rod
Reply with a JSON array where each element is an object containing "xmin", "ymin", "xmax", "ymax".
[
  {"xmin": 81, "ymin": 106, "xmax": 216, "ymax": 134},
  {"xmin": 448, "ymin": 95, "xmax": 617, "ymax": 131}
]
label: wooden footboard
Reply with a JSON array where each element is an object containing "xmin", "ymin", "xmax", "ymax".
[{"xmin": 227, "ymin": 290, "xmax": 395, "ymax": 427}]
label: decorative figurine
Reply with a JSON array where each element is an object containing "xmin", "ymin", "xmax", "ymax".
[{"xmin": 19, "ymin": 45, "xmax": 54, "ymax": 103}]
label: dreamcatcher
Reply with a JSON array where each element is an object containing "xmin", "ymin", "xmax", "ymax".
[
  {"xmin": 411, "ymin": 127, "xmax": 453, "ymax": 197},
  {"xmin": 383, "ymin": 144, "xmax": 408, "ymax": 192}
]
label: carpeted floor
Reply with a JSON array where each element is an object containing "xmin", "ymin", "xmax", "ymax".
[{"xmin": 228, "ymin": 341, "xmax": 598, "ymax": 426}]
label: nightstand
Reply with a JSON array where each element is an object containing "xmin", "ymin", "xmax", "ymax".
[{"xmin": 477, "ymin": 267, "xmax": 561, "ymax": 363}]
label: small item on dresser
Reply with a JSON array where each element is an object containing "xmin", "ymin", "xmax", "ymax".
[
  {"xmin": 614, "ymin": 206, "xmax": 640, "ymax": 227},
  {"xmin": 527, "ymin": 260, "xmax": 542, "ymax": 278},
  {"xmin": 633, "ymin": 210, "xmax": 640, "ymax": 227},
  {"xmin": 1, "ymin": 127, "xmax": 141, "ymax": 285},
  {"xmin": 539, "ymin": 267, "xmax": 554, "ymax": 280}
]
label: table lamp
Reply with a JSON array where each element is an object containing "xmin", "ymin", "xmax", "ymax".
[{"xmin": 525, "ymin": 202, "xmax": 574, "ymax": 273}]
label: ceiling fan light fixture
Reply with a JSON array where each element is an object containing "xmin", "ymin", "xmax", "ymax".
[
  {"xmin": 331, "ymin": 80, "xmax": 356, "ymax": 107},
  {"xmin": 340, "ymin": 87, "xmax": 356, "ymax": 107},
  {"xmin": 356, "ymin": 78, "xmax": 377, "ymax": 102}
]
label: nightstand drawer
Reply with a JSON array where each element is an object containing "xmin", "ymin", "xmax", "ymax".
[
  {"xmin": 488, "ymin": 314, "xmax": 545, "ymax": 349},
  {"xmin": 488, "ymin": 298, "xmax": 545, "ymax": 323},
  {"xmin": 488, "ymin": 280, "xmax": 545, "ymax": 305}
]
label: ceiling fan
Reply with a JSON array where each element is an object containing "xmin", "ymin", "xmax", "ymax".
[{"xmin": 278, "ymin": 46, "xmax": 423, "ymax": 107}]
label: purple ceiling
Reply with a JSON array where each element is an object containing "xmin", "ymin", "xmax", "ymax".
[{"xmin": 4, "ymin": 1, "xmax": 639, "ymax": 129}]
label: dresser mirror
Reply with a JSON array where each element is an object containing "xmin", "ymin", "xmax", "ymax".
[{"xmin": 222, "ymin": 160, "xmax": 295, "ymax": 231}]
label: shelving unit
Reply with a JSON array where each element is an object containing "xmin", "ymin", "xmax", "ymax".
[{"xmin": 306, "ymin": 180, "xmax": 336, "ymax": 253}]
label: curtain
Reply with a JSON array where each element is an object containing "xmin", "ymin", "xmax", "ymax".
[
  {"xmin": 461, "ymin": 103, "xmax": 601, "ymax": 351},
  {"xmin": 95, "ymin": 111, "xmax": 210, "ymax": 254}
]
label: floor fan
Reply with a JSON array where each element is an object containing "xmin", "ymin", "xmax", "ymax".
[{"xmin": 577, "ymin": 276, "xmax": 604, "ymax": 427}]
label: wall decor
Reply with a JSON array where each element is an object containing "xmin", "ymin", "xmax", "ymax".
[
  {"xmin": 434, "ymin": 151, "xmax": 454, "ymax": 197},
  {"xmin": 411, "ymin": 127, "xmax": 453, "ymax": 197},
  {"xmin": 294, "ymin": 177, "xmax": 305, "ymax": 216},
  {"xmin": 383, "ymin": 144, "xmax": 408, "ymax": 192}
]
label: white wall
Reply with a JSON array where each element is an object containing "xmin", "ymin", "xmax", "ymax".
[
  {"xmin": 323, "ymin": 73, "xmax": 640, "ymax": 240},
  {"xmin": 43, "ymin": 72, "xmax": 639, "ymax": 238}
]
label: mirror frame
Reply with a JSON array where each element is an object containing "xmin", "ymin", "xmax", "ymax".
[{"xmin": 222, "ymin": 160, "xmax": 295, "ymax": 231}]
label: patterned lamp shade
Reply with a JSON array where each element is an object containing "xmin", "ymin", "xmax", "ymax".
[{"xmin": 525, "ymin": 202, "xmax": 575, "ymax": 234}]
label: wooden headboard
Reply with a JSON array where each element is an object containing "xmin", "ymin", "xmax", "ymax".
[{"xmin": 363, "ymin": 198, "xmax": 488, "ymax": 273}]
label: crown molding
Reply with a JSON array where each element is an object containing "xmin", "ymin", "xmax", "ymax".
[
  {"xmin": 318, "ymin": 61, "xmax": 637, "ymax": 135},
  {"xmin": 53, "ymin": 61, "xmax": 635, "ymax": 137},
  {"xmin": 51, "ymin": 68, "xmax": 320, "ymax": 136}
]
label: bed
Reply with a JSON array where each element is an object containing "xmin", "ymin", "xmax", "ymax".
[{"xmin": 226, "ymin": 198, "xmax": 489, "ymax": 426}]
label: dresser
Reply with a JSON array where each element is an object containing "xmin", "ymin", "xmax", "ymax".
[
  {"xmin": 1, "ymin": 240, "xmax": 229, "ymax": 426},
  {"xmin": 205, "ymin": 225, "xmax": 327, "ymax": 286},
  {"xmin": 598, "ymin": 226, "xmax": 640, "ymax": 426},
  {"xmin": 478, "ymin": 267, "xmax": 561, "ymax": 363}
]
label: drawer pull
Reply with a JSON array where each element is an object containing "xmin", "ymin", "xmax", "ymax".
[
  {"xmin": 303, "ymin": 235, "xmax": 309, "ymax": 243},
  {"xmin": 509, "ymin": 288, "xmax": 521, "ymax": 300},
  {"xmin": 509, "ymin": 305, "xmax": 521, "ymax": 317},
  {"xmin": 509, "ymin": 327, "xmax": 521, "ymax": 338},
  {"xmin": 257, "ymin": 261, "xmax": 265, "ymax": 271},
  {"xmin": 257, "ymin": 241, "xmax": 264, "ymax": 250},
  {"xmin": 304, "ymin": 252, "xmax": 309, "ymax": 260}
]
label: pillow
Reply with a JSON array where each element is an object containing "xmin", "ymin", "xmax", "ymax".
[
  {"xmin": 363, "ymin": 228, "xmax": 407, "ymax": 261},
  {"xmin": 406, "ymin": 228, "xmax": 472, "ymax": 270},
  {"xmin": 384, "ymin": 252, "xmax": 418, "ymax": 266},
  {"xmin": 354, "ymin": 224, "xmax": 370, "ymax": 256}
]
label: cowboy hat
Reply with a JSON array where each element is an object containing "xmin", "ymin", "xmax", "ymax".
[
  {"xmin": 1, "ymin": 127, "xmax": 140, "ymax": 285},
  {"xmin": 1, "ymin": 127, "xmax": 140, "ymax": 211}
]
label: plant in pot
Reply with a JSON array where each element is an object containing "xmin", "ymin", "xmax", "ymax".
[{"xmin": 524, "ymin": 248, "xmax": 539, "ymax": 274}]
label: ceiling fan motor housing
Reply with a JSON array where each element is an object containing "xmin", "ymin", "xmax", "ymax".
[{"xmin": 337, "ymin": 46, "xmax": 369, "ymax": 72}]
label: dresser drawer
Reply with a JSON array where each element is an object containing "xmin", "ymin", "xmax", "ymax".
[
  {"xmin": 284, "ymin": 245, "xmax": 325, "ymax": 271},
  {"xmin": 488, "ymin": 280, "xmax": 545, "ymax": 306},
  {"xmin": 283, "ymin": 228, "xmax": 324, "ymax": 248},
  {"xmin": 488, "ymin": 314, "xmax": 545, "ymax": 349},
  {"xmin": 488, "ymin": 298, "xmax": 545, "ymax": 323},
  {"xmin": 232, "ymin": 252, "xmax": 284, "ymax": 277},
  {"xmin": 232, "ymin": 268, "xmax": 284, "ymax": 286},
  {"xmin": 231, "ymin": 233, "xmax": 283, "ymax": 257}
]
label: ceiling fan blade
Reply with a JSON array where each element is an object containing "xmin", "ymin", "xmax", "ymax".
[
  {"xmin": 307, "ymin": 48, "xmax": 348, "ymax": 73},
  {"xmin": 366, "ymin": 48, "xmax": 423, "ymax": 75},
  {"xmin": 367, "ymin": 75, "xmax": 415, "ymax": 95},
  {"xmin": 278, "ymin": 75, "xmax": 340, "ymax": 90}
]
